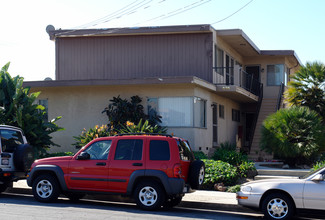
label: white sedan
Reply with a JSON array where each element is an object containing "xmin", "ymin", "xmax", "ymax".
[{"xmin": 237, "ymin": 166, "xmax": 325, "ymax": 220}]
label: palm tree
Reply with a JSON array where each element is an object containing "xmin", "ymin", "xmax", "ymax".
[
  {"xmin": 285, "ymin": 61, "xmax": 325, "ymax": 120},
  {"xmin": 260, "ymin": 106, "xmax": 325, "ymax": 166}
]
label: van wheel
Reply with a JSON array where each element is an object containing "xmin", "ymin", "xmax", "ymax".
[
  {"xmin": 134, "ymin": 181, "xmax": 165, "ymax": 210},
  {"xmin": 32, "ymin": 174, "xmax": 60, "ymax": 203},
  {"xmin": 188, "ymin": 160, "xmax": 205, "ymax": 189}
]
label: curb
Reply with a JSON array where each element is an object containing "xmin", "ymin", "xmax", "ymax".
[{"xmin": 7, "ymin": 183, "xmax": 254, "ymax": 213}]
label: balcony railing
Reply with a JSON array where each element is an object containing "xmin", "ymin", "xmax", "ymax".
[{"xmin": 213, "ymin": 66, "xmax": 262, "ymax": 96}]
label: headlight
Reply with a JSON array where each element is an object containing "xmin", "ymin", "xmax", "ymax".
[{"xmin": 241, "ymin": 185, "xmax": 252, "ymax": 192}]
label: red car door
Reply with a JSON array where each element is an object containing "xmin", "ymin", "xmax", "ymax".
[
  {"xmin": 108, "ymin": 137, "xmax": 145, "ymax": 193},
  {"xmin": 67, "ymin": 139, "xmax": 112, "ymax": 191}
]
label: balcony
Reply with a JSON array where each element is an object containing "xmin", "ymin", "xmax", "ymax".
[{"xmin": 213, "ymin": 65, "xmax": 262, "ymax": 103}]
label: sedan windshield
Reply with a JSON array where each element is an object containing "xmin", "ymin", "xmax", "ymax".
[{"xmin": 300, "ymin": 165, "xmax": 325, "ymax": 179}]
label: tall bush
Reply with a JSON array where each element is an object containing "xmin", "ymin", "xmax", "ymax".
[
  {"xmin": 260, "ymin": 106, "xmax": 325, "ymax": 165},
  {"xmin": 0, "ymin": 63, "xmax": 63, "ymax": 156},
  {"xmin": 102, "ymin": 95, "xmax": 162, "ymax": 130}
]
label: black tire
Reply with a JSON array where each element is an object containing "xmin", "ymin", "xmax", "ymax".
[
  {"xmin": 262, "ymin": 193, "xmax": 295, "ymax": 220},
  {"xmin": 0, "ymin": 184, "xmax": 8, "ymax": 193},
  {"xmin": 163, "ymin": 196, "xmax": 182, "ymax": 209},
  {"xmin": 14, "ymin": 144, "xmax": 35, "ymax": 172},
  {"xmin": 188, "ymin": 160, "xmax": 205, "ymax": 189},
  {"xmin": 32, "ymin": 174, "xmax": 60, "ymax": 203},
  {"xmin": 65, "ymin": 193, "xmax": 85, "ymax": 202},
  {"xmin": 134, "ymin": 180, "xmax": 166, "ymax": 211}
]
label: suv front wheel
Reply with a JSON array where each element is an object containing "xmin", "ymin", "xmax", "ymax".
[
  {"xmin": 32, "ymin": 174, "xmax": 60, "ymax": 203},
  {"xmin": 134, "ymin": 180, "xmax": 166, "ymax": 211}
]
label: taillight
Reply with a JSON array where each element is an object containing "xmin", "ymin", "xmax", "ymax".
[{"xmin": 173, "ymin": 164, "xmax": 182, "ymax": 178}]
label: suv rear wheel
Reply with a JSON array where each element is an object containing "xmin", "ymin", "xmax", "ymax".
[
  {"xmin": 134, "ymin": 180, "xmax": 166, "ymax": 210},
  {"xmin": 32, "ymin": 174, "xmax": 60, "ymax": 202},
  {"xmin": 188, "ymin": 160, "xmax": 205, "ymax": 189}
]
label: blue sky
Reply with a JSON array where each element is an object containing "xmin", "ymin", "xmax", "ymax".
[{"xmin": 1, "ymin": 0, "xmax": 324, "ymax": 81}]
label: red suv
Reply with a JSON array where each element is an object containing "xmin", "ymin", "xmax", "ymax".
[{"xmin": 27, "ymin": 134, "xmax": 205, "ymax": 210}]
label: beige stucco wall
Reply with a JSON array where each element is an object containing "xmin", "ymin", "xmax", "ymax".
[{"xmin": 31, "ymin": 83, "xmax": 241, "ymax": 155}]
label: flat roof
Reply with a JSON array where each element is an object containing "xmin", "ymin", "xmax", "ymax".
[
  {"xmin": 23, "ymin": 76, "xmax": 217, "ymax": 92},
  {"xmin": 47, "ymin": 24, "xmax": 213, "ymax": 40}
]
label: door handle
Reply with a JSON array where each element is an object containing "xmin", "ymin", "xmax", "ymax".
[
  {"xmin": 96, "ymin": 162, "xmax": 106, "ymax": 166},
  {"xmin": 132, "ymin": 163, "xmax": 143, "ymax": 166}
]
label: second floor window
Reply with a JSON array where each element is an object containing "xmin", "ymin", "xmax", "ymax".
[{"xmin": 267, "ymin": 64, "xmax": 284, "ymax": 86}]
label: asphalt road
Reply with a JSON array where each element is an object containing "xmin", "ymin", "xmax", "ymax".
[
  {"xmin": 0, "ymin": 191, "xmax": 264, "ymax": 220},
  {"xmin": 1, "ymin": 191, "xmax": 324, "ymax": 220}
]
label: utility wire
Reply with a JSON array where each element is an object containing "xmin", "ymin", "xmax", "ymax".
[
  {"xmin": 211, "ymin": 0, "xmax": 254, "ymax": 24},
  {"xmin": 132, "ymin": 0, "xmax": 211, "ymax": 26},
  {"xmin": 74, "ymin": 0, "xmax": 153, "ymax": 29}
]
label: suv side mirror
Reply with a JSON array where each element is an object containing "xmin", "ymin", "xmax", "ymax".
[
  {"xmin": 311, "ymin": 174, "xmax": 324, "ymax": 182},
  {"xmin": 76, "ymin": 152, "xmax": 90, "ymax": 160}
]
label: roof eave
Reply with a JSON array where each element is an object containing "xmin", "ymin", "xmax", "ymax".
[{"xmin": 48, "ymin": 24, "xmax": 214, "ymax": 40}]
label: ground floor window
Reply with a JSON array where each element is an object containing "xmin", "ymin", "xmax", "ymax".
[
  {"xmin": 232, "ymin": 109, "xmax": 240, "ymax": 122},
  {"xmin": 219, "ymin": 104, "xmax": 225, "ymax": 119},
  {"xmin": 148, "ymin": 97, "xmax": 206, "ymax": 128}
]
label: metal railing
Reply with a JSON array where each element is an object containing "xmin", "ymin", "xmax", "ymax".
[
  {"xmin": 213, "ymin": 67, "xmax": 262, "ymax": 96},
  {"xmin": 248, "ymin": 83, "xmax": 263, "ymax": 153},
  {"xmin": 276, "ymin": 82, "xmax": 285, "ymax": 110}
]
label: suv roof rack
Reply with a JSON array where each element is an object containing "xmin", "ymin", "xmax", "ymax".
[{"xmin": 115, "ymin": 133, "xmax": 173, "ymax": 138}]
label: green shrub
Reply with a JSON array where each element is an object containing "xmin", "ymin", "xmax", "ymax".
[
  {"xmin": 227, "ymin": 185, "xmax": 241, "ymax": 193},
  {"xmin": 212, "ymin": 148, "xmax": 248, "ymax": 166},
  {"xmin": 202, "ymin": 159, "xmax": 238, "ymax": 187},
  {"xmin": 193, "ymin": 151, "xmax": 208, "ymax": 160},
  {"xmin": 220, "ymin": 141, "xmax": 236, "ymax": 151},
  {"xmin": 238, "ymin": 161, "xmax": 256, "ymax": 178},
  {"xmin": 73, "ymin": 120, "xmax": 167, "ymax": 149},
  {"xmin": 312, "ymin": 161, "xmax": 325, "ymax": 171},
  {"xmin": 118, "ymin": 119, "xmax": 167, "ymax": 134},
  {"xmin": 261, "ymin": 106, "xmax": 325, "ymax": 166},
  {"xmin": 73, "ymin": 124, "xmax": 114, "ymax": 148},
  {"xmin": 39, "ymin": 151, "xmax": 74, "ymax": 159}
]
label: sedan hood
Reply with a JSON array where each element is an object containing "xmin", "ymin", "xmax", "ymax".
[
  {"xmin": 242, "ymin": 178, "xmax": 302, "ymax": 186},
  {"xmin": 241, "ymin": 178, "xmax": 307, "ymax": 194}
]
